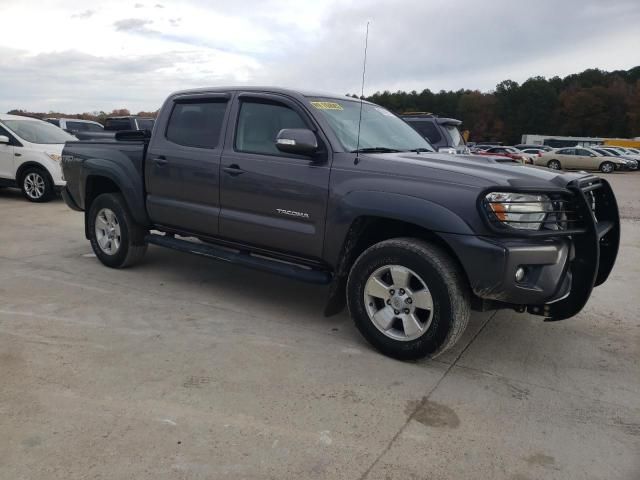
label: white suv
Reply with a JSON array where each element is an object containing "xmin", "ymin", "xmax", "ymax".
[{"xmin": 0, "ymin": 114, "xmax": 75, "ymax": 202}]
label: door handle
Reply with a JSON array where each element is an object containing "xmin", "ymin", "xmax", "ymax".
[
  {"xmin": 223, "ymin": 164, "xmax": 245, "ymax": 176},
  {"xmin": 154, "ymin": 156, "xmax": 168, "ymax": 166}
]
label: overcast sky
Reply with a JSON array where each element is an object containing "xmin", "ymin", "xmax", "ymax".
[{"xmin": 1, "ymin": 0, "xmax": 639, "ymax": 113}]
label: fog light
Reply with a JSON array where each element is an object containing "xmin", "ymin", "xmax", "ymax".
[{"xmin": 515, "ymin": 266, "xmax": 526, "ymax": 283}]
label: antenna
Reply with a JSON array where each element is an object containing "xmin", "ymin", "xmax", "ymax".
[{"xmin": 354, "ymin": 21, "xmax": 370, "ymax": 165}]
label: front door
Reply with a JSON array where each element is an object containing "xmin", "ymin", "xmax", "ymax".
[
  {"xmin": 219, "ymin": 94, "xmax": 330, "ymax": 260},
  {"xmin": 145, "ymin": 95, "xmax": 230, "ymax": 236},
  {"xmin": 0, "ymin": 125, "xmax": 16, "ymax": 180}
]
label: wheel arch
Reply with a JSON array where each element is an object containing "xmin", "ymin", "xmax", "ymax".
[
  {"xmin": 323, "ymin": 210, "xmax": 474, "ymax": 317},
  {"xmin": 16, "ymin": 161, "xmax": 54, "ymax": 184},
  {"xmin": 82, "ymin": 157, "xmax": 149, "ymax": 229}
]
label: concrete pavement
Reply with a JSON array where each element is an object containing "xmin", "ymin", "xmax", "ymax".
[{"xmin": 0, "ymin": 173, "xmax": 638, "ymax": 479}]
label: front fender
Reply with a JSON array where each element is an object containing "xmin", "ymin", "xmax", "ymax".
[{"xmin": 324, "ymin": 190, "xmax": 475, "ymax": 267}]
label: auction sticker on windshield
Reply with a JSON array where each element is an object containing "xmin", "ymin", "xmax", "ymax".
[{"xmin": 310, "ymin": 101, "xmax": 343, "ymax": 110}]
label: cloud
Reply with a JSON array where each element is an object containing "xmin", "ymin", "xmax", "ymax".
[
  {"xmin": 71, "ymin": 9, "xmax": 95, "ymax": 19},
  {"xmin": 0, "ymin": 46, "xmax": 260, "ymax": 113},
  {"xmin": 0, "ymin": 0, "xmax": 638, "ymax": 113},
  {"xmin": 113, "ymin": 18, "xmax": 156, "ymax": 34}
]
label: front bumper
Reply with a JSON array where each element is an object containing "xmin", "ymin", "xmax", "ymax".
[{"xmin": 442, "ymin": 177, "xmax": 620, "ymax": 320}]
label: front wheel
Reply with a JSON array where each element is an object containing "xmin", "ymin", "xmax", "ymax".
[
  {"xmin": 20, "ymin": 167, "xmax": 55, "ymax": 202},
  {"xmin": 88, "ymin": 193, "xmax": 148, "ymax": 268},
  {"xmin": 599, "ymin": 161, "xmax": 615, "ymax": 173},
  {"xmin": 346, "ymin": 238, "xmax": 471, "ymax": 360}
]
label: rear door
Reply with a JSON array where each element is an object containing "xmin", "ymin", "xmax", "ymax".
[
  {"xmin": 218, "ymin": 92, "xmax": 330, "ymax": 259},
  {"xmin": 555, "ymin": 148, "xmax": 574, "ymax": 168},
  {"xmin": 145, "ymin": 93, "xmax": 231, "ymax": 236}
]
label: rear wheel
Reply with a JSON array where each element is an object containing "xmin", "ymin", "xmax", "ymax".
[
  {"xmin": 20, "ymin": 167, "xmax": 54, "ymax": 202},
  {"xmin": 547, "ymin": 159, "xmax": 561, "ymax": 170},
  {"xmin": 346, "ymin": 238, "xmax": 471, "ymax": 360},
  {"xmin": 599, "ymin": 161, "xmax": 614, "ymax": 173},
  {"xmin": 88, "ymin": 193, "xmax": 148, "ymax": 268}
]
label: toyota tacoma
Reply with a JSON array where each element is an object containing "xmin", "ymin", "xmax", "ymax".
[{"xmin": 60, "ymin": 87, "xmax": 620, "ymax": 360}]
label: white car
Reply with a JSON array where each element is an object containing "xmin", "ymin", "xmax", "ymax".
[{"xmin": 0, "ymin": 114, "xmax": 75, "ymax": 202}]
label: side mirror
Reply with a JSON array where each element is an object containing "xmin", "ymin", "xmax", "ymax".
[
  {"xmin": 275, "ymin": 129, "xmax": 318, "ymax": 156},
  {"xmin": 0, "ymin": 135, "xmax": 9, "ymax": 144}
]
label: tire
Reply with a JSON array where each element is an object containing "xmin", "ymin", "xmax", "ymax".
[
  {"xmin": 20, "ymin": 167, "xmax": 55, "ymax": 202},
  {"xmin": 547, "ymin": 159, "xmax": 561, "ymax": 170},
  {"xmin": 599, "ymin": 161, "xmax": 614, "ymax": 173},
  {"xmin": 88, "ymin": 193, "xmax": 148, "ymax": 268},
  {"xmin": 346, "ymin": 238, "xmax": 471, "ymax": 360}
]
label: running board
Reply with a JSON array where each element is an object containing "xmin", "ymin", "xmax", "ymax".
[{"xmin": 145, "ymin": 234, "xmax": 332, "ymax": 285}]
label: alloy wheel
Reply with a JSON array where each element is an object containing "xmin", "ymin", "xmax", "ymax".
[
  {"xmin": 363, "ymin": 265, "xmax": 434, "ymax": 341},
  {"xmin": 94, "ymin": 208, "xmax": 122, "ymax": 255},
  {"xmin": 24, "ymin": 172, "xmax": 46, "ymax": 199}
]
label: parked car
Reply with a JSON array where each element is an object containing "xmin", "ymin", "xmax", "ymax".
[
  {"xmin": 535, "ymin": 147, "xmax": 626, "ymax": 173},
  {"xmin": 46, "ymin": 118, "xmax": 115, "ymax": 141},
  {"xmin": 515, "ymin": 144, "xmax": 553, "ymax": 152},
  {"xmin": 61, "ymin": 87, "xmax": 619, "ymax": 360},
  {"xmin": 601, "ymin": 146, "xmax": 640, "ymax": 161},
  {"xmin": 104, "ymin": 116, "xmax": 155, "ymax": 132},
  {"xmin": 400, "ymin": 113, "xmax": 469, "ymax": 154},
  {"xmin": 474, "ymin": 146, "xmax": 533, "ymax": 164},
  {"xmin": 591, "ymin": 147, "xmax": 638, "ymax": 171},
  {"xmin": 520, "ymin": 148, "xmax": 546, "ymax": 157},
  {"xmin": 0, "ymin": 114, "xmax": 74, "ymax": 201}
]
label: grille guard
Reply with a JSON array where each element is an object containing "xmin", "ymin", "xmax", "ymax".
[{"xmin": 529, "ymin": 176, "xmax": 620, "ymax": 320}]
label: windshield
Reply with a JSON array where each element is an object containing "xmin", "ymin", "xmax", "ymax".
[
  {"xmin": 308, "ymin": 98, "xmax": 433, "ymax": 152},
  {"xmin": 442, "ymin": 124, "xmax": 465, "ymax": 147},
  {"xmin": 3, "ymin": 119, "xmax": 76, "ymax": 144}
]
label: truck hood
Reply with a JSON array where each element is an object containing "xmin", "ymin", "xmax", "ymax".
[{"xmin": 361, "ymin": 151, "xmax": 588, "ymax": 189}]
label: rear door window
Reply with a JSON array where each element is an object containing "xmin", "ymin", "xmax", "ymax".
[{"xmin": 166, "ymin": 100, "xmax": 228, "ymax": 149}]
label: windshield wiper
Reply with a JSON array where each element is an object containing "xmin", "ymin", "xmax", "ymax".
[
  {"xmin": 406, "ymin": 147, "xmax": 434, "ymax": 153},
  {"xmin": 351, "ymin": 147, "xmax": 403, "ymax": 153}
]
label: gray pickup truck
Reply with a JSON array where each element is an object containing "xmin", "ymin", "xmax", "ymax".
[{"xmin": 60, "ymin": 87, "xmax": 620, "ymax": 360}]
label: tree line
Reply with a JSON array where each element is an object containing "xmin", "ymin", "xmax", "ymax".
[
  {"xmin": 360, "ymin": 66, "xmax": 640, "ymax": 144},
  {"xmin": 7, "ymin": 66, "xmax": 640, "ymax": 144},
  {"xmin": 5, "ymin": 108, "xmax": 159, "ymax": 124}
]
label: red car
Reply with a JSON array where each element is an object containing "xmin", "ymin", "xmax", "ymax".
[{"xmin": 474, "ymin": 146, "xmax": 533, "ymax": 164}]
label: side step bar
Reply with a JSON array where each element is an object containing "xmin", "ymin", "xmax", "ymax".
[{"xmin": 145, "ymin": 234, "xmax": 332, "ymax": 285}]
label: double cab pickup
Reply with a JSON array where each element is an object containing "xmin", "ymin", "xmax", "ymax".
[{"xmin": 60, "ymin": 87, "xmax": 620, "ymax": 360}]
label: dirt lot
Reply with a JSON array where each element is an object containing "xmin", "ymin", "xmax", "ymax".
[{"xmin": 0, "ymin": 173, "xmax": 638, "ymax": 480}]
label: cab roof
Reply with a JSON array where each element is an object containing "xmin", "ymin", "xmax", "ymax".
[{"xmin": 168, "ymin": 86, "xmax": 372, "ymax": 104}]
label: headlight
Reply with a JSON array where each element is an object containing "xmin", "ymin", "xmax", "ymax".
[
  {"xmin": 47, "ymin": 153, "xmax": 62, "ymax": 162},
  {"xmin": 484, "ymin": 192, "xmax": 553, "ymax": 230}
]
